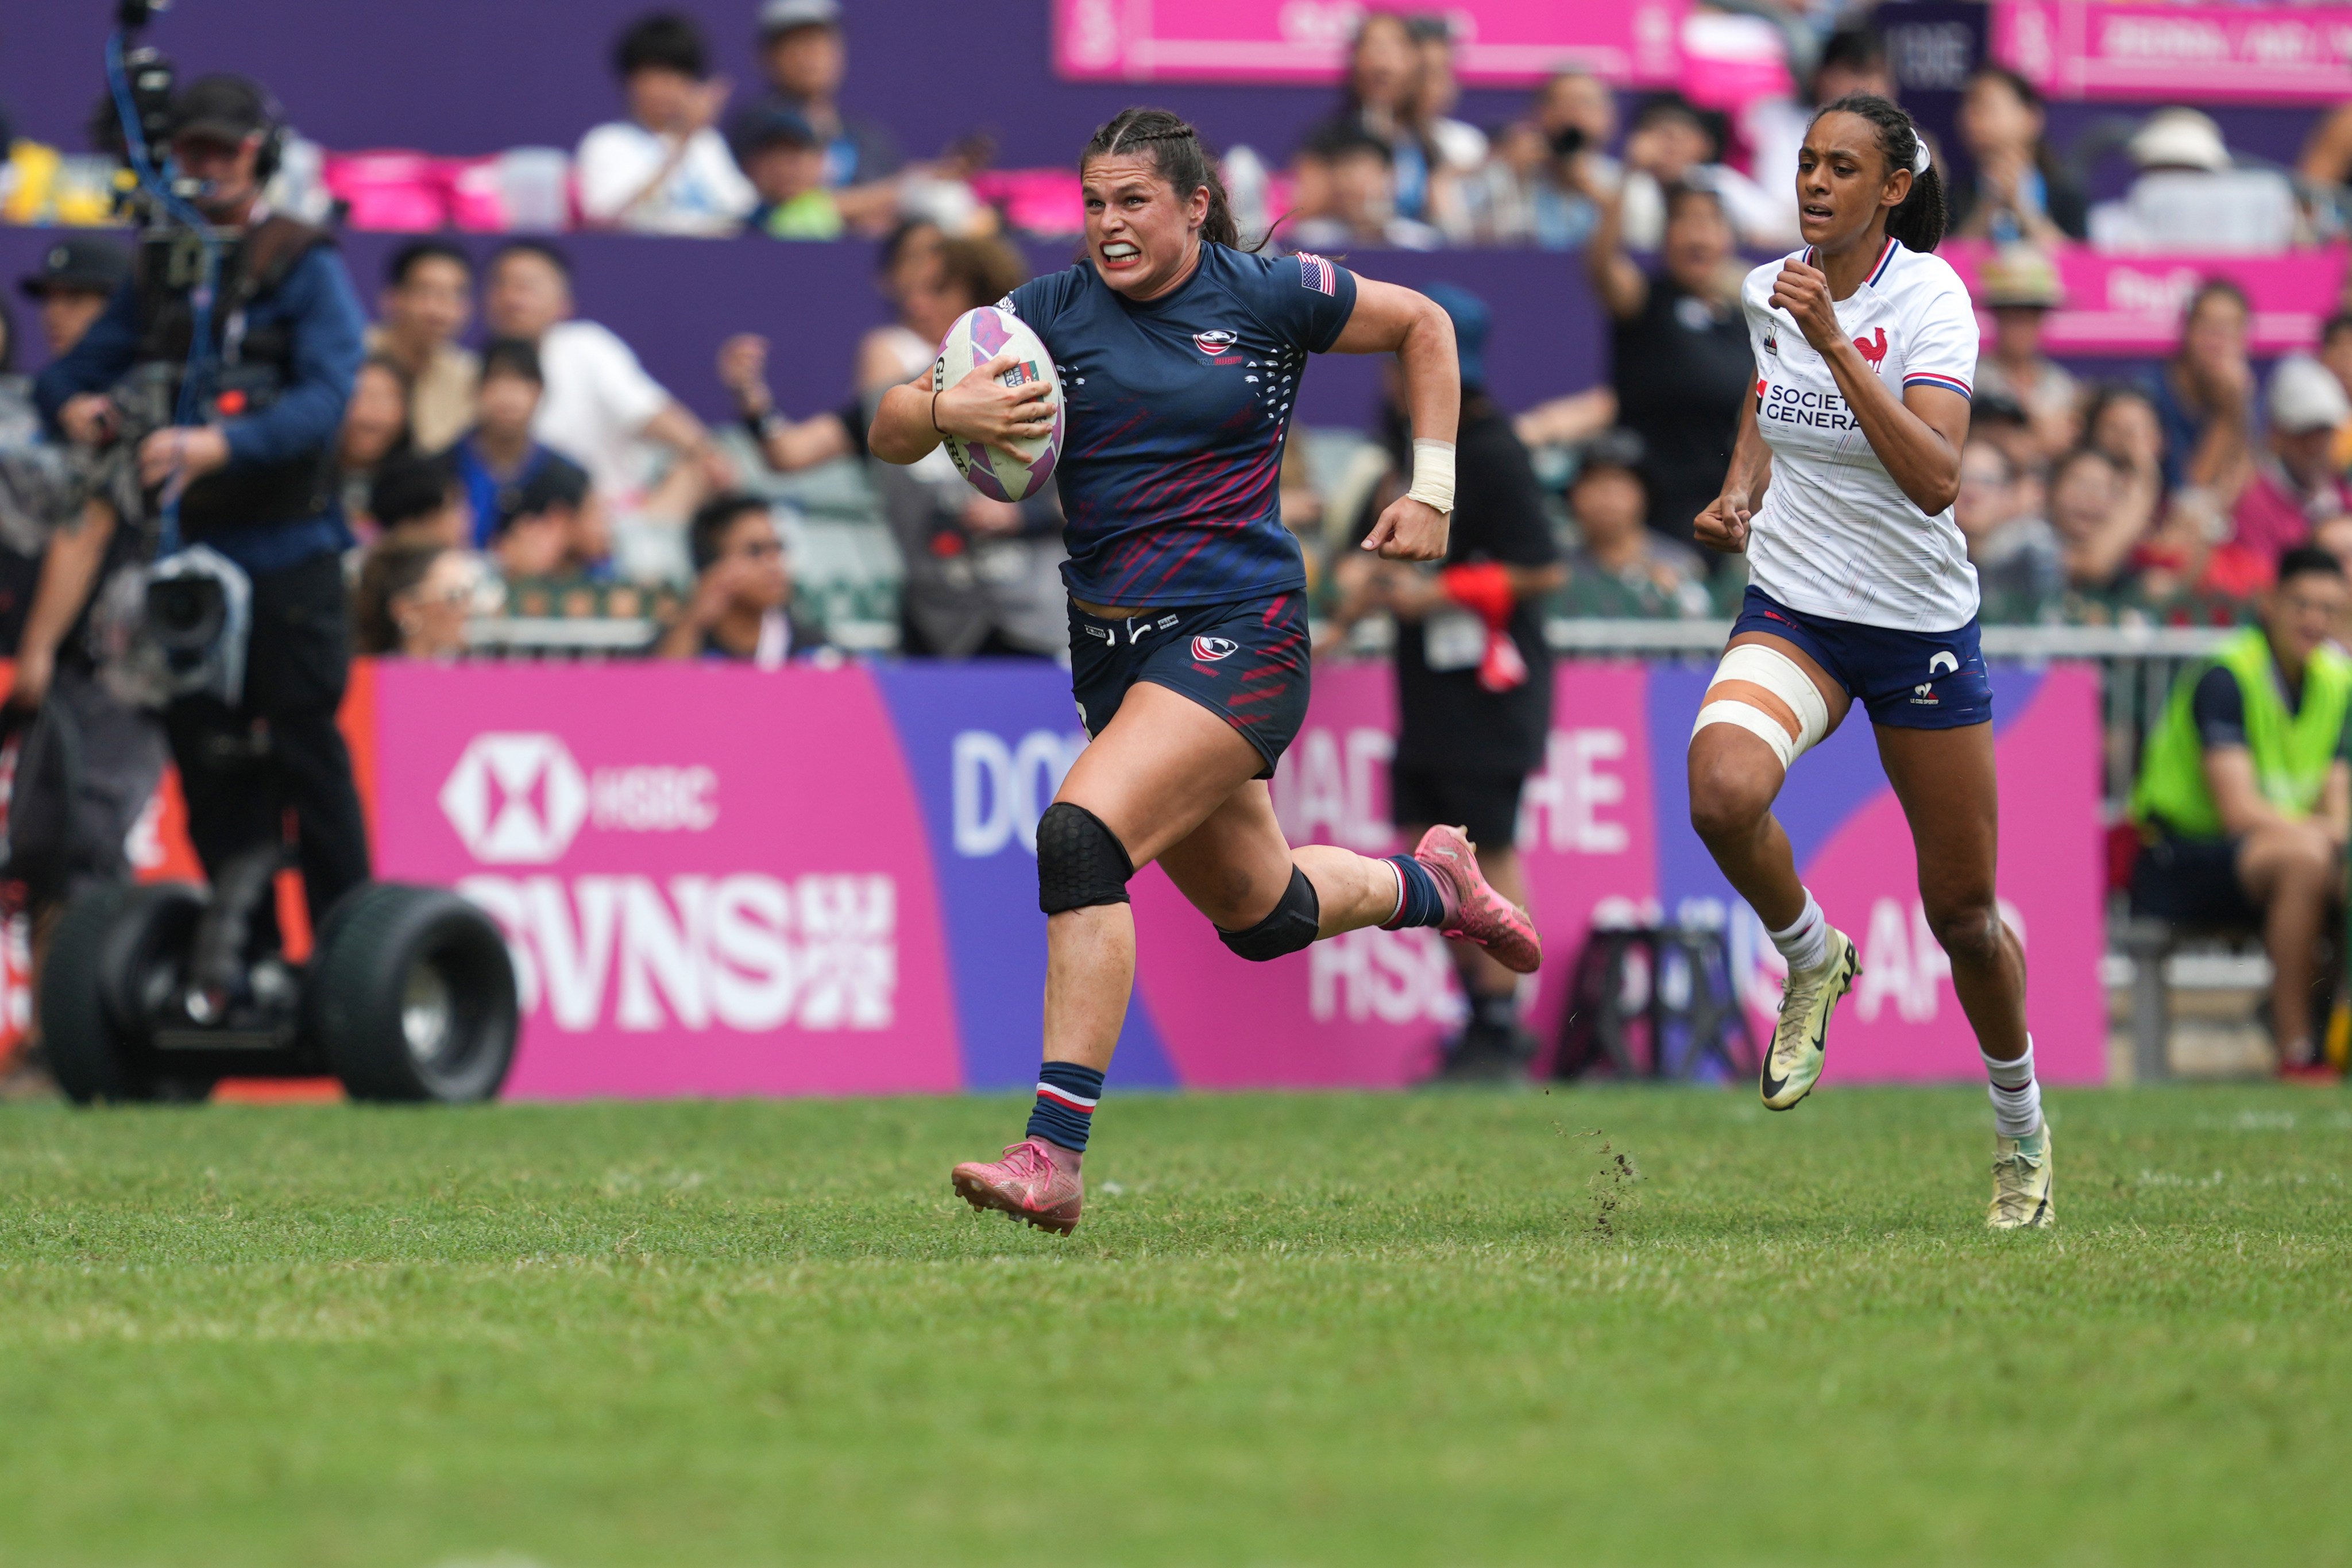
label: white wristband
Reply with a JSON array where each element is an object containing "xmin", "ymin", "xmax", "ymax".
[{"xmin": 1405, "ymin": 438, "xmax": 1456, "ymax": 515}]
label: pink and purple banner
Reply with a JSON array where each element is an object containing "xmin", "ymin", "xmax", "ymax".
[
  {"xmin": 365, "ymin": 658, "xmax": 2106, "ymax": 1099},
  {"xmin": 1945, "ymin": 240, "xmax": 2349, "ymax": 356},
  {"xmin": 1053, "ymin": 0, "xmax": 1686, "ymax": 87},
  {"xmin": 1993, "ymin": 1, "xmax": 2352, "ymax": 104}
]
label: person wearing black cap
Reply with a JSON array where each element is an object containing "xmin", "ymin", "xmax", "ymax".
[
  {"xmin": 1559, "ymin": 428, "xmax": 1713, "ymax": 618},
  {"xmin": 733, "ymin": 0, "xmax": 902, "ymax": 233},
  {"xmin": 34, "ymin": 70, "xmax": 372, "ymax": 957},
  {"xmin": 739, "ymin": 109, "xmax": 844, "ymax": 240},
  {"xmin": 1328, "ymin": 284, "xmax": 1566, "ymax": 1082},
  {"xmin": 17, "ymin": 237, "xmax": 130, "ymax": 361}
]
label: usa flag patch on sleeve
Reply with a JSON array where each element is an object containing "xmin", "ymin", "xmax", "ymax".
[{"xmin": 1297, "ymin": 253, "xmax": 1336, "ymax": 296}]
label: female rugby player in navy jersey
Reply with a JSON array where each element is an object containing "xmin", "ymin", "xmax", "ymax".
[
  {"xmin": 872, "ymin": 108, "xmax": 1541, "ymax": 1235},
  {"xmin": 1685, "ymin": 95, "xmax": 2050, "ymax": 1229}
]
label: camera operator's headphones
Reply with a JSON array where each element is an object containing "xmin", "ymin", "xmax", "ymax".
[{"xmin": 169, "ymin": 74, "xmax": 290, "ymax": 186}]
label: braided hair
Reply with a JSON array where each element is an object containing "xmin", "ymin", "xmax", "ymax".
[
  {"xmin": 1081, "ymin": 107, "xmax": 1258, "ymax": 251},
  {"xmin": 1810, "ymin": 92, "xmax": 1947, "ymax": 254}
]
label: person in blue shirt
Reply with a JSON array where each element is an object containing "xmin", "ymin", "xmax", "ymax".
[
  {"xmin": 35, "ymin": 74, "xmax": 371, "ymax": 948},
  {"xmin": 446, "ymin": 337, "xmax": 585, "ymax": 549},
  {"xmin": 872, "ymin": 107, "xmax": 1544, "ymax": 1235}
]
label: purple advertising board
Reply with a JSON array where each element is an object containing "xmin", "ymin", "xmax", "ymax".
[
  {"xmin": 1053, "ymin": 0, "xmax": 1686, "ymax": 87},
  {"xmin": 368, "ymin": 658, "xmax": 2106, "ymax": 1098}
]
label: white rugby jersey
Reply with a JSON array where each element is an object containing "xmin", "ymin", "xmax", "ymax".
[{"xmin": 1740, "ymin": 237, "xmax": 1981, "ymax": 631}]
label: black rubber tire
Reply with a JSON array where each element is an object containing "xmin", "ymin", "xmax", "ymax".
[
  {"xmin": 42, "ymin": 882, "xmax": 214, "ymax": 1106},
  {"xmin": 306, "ymin": 882, "xmax": 518, "ymax": 1103}
]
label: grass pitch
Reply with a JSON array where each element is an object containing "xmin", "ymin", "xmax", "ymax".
[{"xmin": 1, "ymin": 1086, "xmax": 2346, "ymax": 1568}]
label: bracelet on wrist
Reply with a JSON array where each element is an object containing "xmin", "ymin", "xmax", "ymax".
[{"xmin": 930, "ymin": 389, "xmax": 945, "ymax": 435}]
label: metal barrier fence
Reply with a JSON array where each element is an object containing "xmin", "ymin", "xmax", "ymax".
[
  {"xmin": 466, "ymin": 613, "xmax": 2235, "ymax": 814},
  {"xmin": 1542, "ymin": 618, "xmax": 2234, "ymax": 814}
]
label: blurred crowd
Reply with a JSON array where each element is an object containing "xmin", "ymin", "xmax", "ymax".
[{"xmin": 5, "ymin": 2, "xmax": 2352, "ymax": 661}]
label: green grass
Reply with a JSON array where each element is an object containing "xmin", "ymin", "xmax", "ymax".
[{"xmin": 1, "ymin": 1087, "xmax": 2347, "ymax": 1567}]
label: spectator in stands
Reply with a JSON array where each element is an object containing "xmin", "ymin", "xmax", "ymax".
[
  {"xmin": 659, "ymin": 492, "xmax": 820, "ymax": 664},
  {"xmin": 354, "ymin": 541, "xmax": 479, "ymax": 659},
  {"xmin": 1586, "ymin": 175, "xmax": 1749, "ymax": 546},
  {"xmin": 2048, "ymin": 445, "xmax": 2147, "ymax": 599},
  {"xmin": 866, "ymin": 236, "xmax": 1065, "ymax": 657},
  {"xmin": 481, "ymin": 241, "xmax": 733, "ymax": 578},
  {"xmin": 2085, "ymin": 383, "xmax": 2169, "ymax": 534},
  {"xmin": 368, "ymin": 241, "xmax": 477, "ymax": 452},
  {"xmin": 718, "ymin": 218, "xmax": 952, "ymax": 472},
  {"xmin": 2218, "ymin": 357, "xmax": 2352, "ymax": 582},
  {"xmin": 448, "ymin": 338, "xmax": 590, "ymax": 549},
  {"xmin": 735, "ymin": 0, "xmax": 902, "ymax": 234},
  {"xmin": 2130, "ymin": 546, "xmax": 2352, "ymax": 1077},
  {"xmin": 1969, "ymin": 391, "xmax": 2048, "ymax": 513},
  {"xmin": 1296, "ymin": 12, "xmax": 1439, "ymax": 229},
  {"xmin": 1288, "ymin": 125, "xmax": 1442, "ymax": 252},
  {"xmin": 1956, "ymin": 438, "xmax": 2061, "ymax": 620},
  {"xmin": 1949, "ymin": 66, "xmax": 2088, "ymax": 245},
  {"xmin": 1973, "ymin": 245, "xmax": 2078, "ymax": 459},
  {"xmin": 739, "ymin": 109, "xmax": 843, "ymax": 240},
  {"xmin": 1555, "ymin": 429, "xmax": 1710, "ymax": 617},
  {"xmin": 2298, "ymin": 105, "xmax": 2352, "ymax": 235},
  {"xmin": 2317, "ymin": 311, "xmax": 2352, "ymax": 475},
  {"xmin": 1743, "ymin": 26, "xmax": 1891, "ymax": 244},
  {"xmin": 1473, "ymin": 70, "xmax": 1619, "ymax": 249},
  {"xmin": 577, "ymin": 11, "xmax": 755, "ymax": 237},
  {"xmin": 488, "ymin": 461, "xmax": 607, "ymax": 585},
  {"xmin": 16, "ymin": 237, "xmax": 128, "ymax": 360},
  {"xmin": 2100, "ymin": 109, "xmax": 2299, "ymax": 253},
  {"xmin": 368, "ymin": 450, "xmax": 472, "ymax": 553},
  {"xmin": 2153, "ymin": 279, "xmax": 2258, "ymax": 500},
  {"xmin": 1615, "ymin": 94, "xmax": 1789, "ymax": 252},
  {"xmin": 1326, "ymin": 285, "xmax": 1564, "ymax": 1080},
  {"xmin": 337, "ymin": 355, "xmax": 415, "ymax": 541},
  {"xmin": 1403, "ymin": 15, "xmax": 1484, "ymax": 240}
]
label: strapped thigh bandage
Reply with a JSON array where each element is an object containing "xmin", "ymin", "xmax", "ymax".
[{"xmin": 1691, "ymin": 643, "xmax": 1830, "ymax": 771}]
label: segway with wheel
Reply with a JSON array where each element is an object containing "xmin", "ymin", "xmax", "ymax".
[{"xmin": 41, "ymin": 850, "xmax": 519, "ymax": 1106}]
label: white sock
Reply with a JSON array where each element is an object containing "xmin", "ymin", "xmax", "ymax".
[
  {"xmin": 1767, "ymin": 891, "xmax": 1830, "ymax": 974},
  {"xmin": 1982, "ymin": 1036, "xmax": 2042, "ymax": 1140}
]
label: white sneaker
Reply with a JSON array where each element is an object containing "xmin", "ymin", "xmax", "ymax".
[{"xmin": 1988, "ymin": 1123, "xmax": 2055, "ymax": 1231}]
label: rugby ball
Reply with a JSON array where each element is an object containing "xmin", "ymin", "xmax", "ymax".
[{"xmin": 932, "ymin": 305, "xmax": 1063, "ymax": 503}]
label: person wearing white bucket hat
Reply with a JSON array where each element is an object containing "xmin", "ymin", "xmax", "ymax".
[{"xmin": 2219, "ymin": 356, "xmax": 2352, "ymax": 584}]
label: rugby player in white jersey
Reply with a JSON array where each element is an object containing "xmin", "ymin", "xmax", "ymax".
[{"xmin": 1687, "ymin": 94, "xmax": 2052, "ymax": 1230}]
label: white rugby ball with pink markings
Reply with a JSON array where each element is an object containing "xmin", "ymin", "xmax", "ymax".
[{"xmin": 933, "ymin": 305, "xmax": 1063, "ymax": 503}]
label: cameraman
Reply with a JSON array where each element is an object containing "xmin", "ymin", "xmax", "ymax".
[{"xmin": 34, "ymin": 74, "xmax": 370, "ymax": 943}]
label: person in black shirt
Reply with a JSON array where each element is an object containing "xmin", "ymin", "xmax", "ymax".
[
  {"xmin": 1331, "ymin": 284, "xmax": 1566, "ymax": 1080},
  {"xmin": 1584, "ymin": 172, "xmax": 1752, "ymax": 547}
]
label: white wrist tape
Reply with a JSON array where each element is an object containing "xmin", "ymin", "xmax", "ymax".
[
  {"xmin": 1405, "ymin": 438, "xmax": 1456, "ymax": 514},
  {"xmin": 1691, "ymin": 643, "xmax": 1830, "ymax": 771}
]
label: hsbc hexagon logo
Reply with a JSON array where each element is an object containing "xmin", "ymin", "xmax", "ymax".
[{"xmin": 439, "ymin": 732, "xmax": 590, "ymax": 864}]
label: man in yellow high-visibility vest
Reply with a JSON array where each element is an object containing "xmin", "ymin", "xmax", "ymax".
[{"xmin": 2132, "ymin": 546, "xmax": 2352, "ymax": 1076}]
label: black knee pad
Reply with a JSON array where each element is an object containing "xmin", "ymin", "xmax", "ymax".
[
  {"xmin": 1218, "ymin": 866, "xmax": 1321, "ymax": 961},
  {"xmin": 1037, "ymin": 801, "xmax": 1134, "ymax": 915}
]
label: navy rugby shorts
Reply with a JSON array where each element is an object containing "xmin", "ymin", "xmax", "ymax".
[
  {"xmin": 1069, "ymin": 593, "xmax": 1311, "ymax": 778},
  {"xmin": 1729, "ymin": 586, "xmax": 1993, "ymax": 729}
]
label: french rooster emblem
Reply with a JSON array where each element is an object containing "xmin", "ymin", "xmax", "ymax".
[{"xmin": 1852, "ymin": 327, "xmax": 1889, "ymax": 369}]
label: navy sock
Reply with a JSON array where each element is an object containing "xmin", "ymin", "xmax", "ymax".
[
  {"xmin": 1382, "ymin": 853, "xmax": 1447, "ymax": 929},
  {"xmin": 1025, "ymin": 1061, "xmax": 1104, "ymax": 1152}
]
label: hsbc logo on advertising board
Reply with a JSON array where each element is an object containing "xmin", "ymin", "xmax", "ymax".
[
  {"xmin": 439, "ymin": 732, "xmax": 896, "ymax": 1033},
  {"xmin": 439, "ymin": 733, "xmax": 717, "ymax": 864}
]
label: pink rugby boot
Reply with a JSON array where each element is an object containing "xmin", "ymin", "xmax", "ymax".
[
  {"xmin": 952, "ymin": 1139, "xmax": 1084, "ymax": 1235},
  {"xmin": 1412, "ymin": 824, "xmax": 1543, "ymax": 975}
]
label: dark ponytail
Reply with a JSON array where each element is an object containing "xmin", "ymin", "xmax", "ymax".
[
  {"xmin": 1081, "ymin": 106, "xmax": 1264, "ymax": 252},
  {"xmin": 1813, "ymin": 92, "xmax": 1948, "ymax": 254}
]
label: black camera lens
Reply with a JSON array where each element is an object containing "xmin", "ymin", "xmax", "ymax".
[
  {"xmin": 146, "ymin": 574, "xmax": 226, "ymax": 654},
  {"xmin": 1549, "ymin": 125, "xmax": 1588, "ymax": 160}
]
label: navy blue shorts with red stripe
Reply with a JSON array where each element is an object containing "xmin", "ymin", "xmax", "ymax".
[{"xmin": 1069, "ymin": 593, "xmax": 1312, "ymax": 778}]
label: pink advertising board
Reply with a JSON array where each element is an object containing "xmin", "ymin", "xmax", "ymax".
[
  {"xmin": 366, "ymin": 658, "xmax": 2106, "ymax": 1098},
  {"xmin": 1994, "ymin": 1, "xmax": 2352, "ymax": 103},
  {"xmin": 1943, "ymin": 241, "xmax": 2347, "ymax": 356},
  {"xmin": 1053, "ymin": 0, "xmax": 1686, "ymax": 87}
]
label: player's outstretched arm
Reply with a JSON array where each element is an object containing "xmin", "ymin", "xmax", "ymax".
[
  {"xmin": 1331, "ymin": 277, "xmax": 1459, "ymax": 562},
  {"xmin": 870, "ymin": 353, "xmax": 1057, "ymax": 466}
]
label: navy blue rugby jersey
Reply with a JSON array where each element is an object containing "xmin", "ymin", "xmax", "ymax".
[{"xmin": 1002, "ymin": 242, "xmax": 1358, "ymax": 608}]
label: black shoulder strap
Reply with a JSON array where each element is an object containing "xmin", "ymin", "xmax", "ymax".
[{"xmin": 234, "ymin": 215, "xmax": 335, "ymax": 307}]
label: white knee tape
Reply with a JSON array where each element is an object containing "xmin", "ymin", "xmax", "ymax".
[{"xmin": 1690, "ymin": 644, "xmax": 1830, "ymax": 771}]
